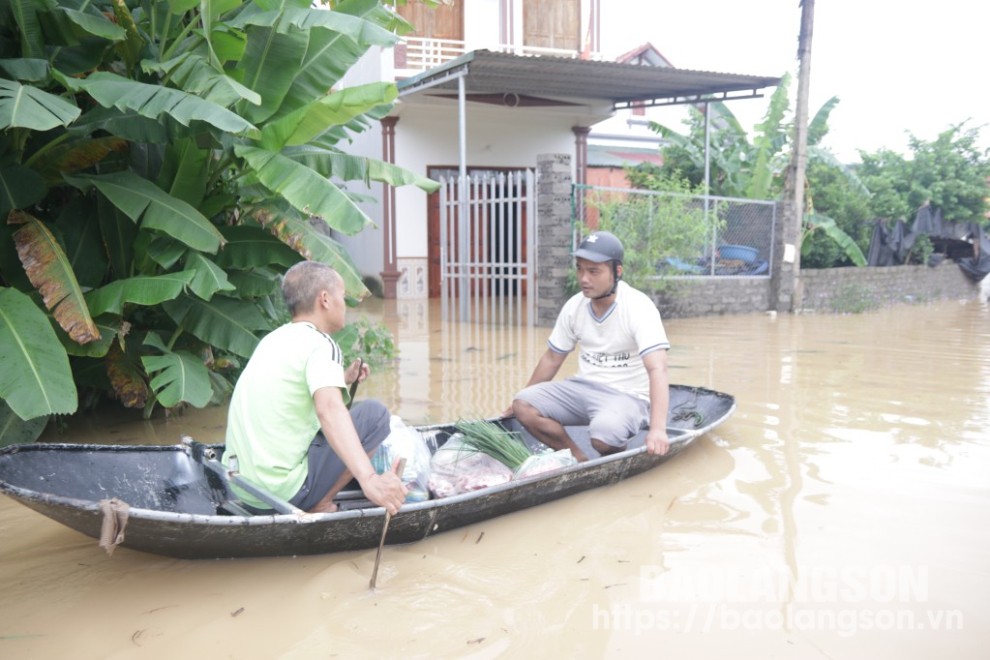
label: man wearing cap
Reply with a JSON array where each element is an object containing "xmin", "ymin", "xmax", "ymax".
[{"xmin": 511, "ymin": 231, "xmax": 670, "ymax": 461}]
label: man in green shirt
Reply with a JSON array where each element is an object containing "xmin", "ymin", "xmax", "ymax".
[{"xmin": 224, "ymin": 261, "xmax": 406, "ymax": 514}]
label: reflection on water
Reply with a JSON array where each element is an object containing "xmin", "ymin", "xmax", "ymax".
[{"xmin": 6, "ymin": 297, "xmax": 990, "ymax": 658}]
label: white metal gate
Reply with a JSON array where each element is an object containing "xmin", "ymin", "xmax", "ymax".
[{"xmin": 438, "ymin": 170, "xmax": 536, "ymax": 325}]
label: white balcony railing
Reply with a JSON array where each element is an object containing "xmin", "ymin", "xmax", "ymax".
[{"xmin": 394, "ymin": 37, "xmax": 601, "ymax": 75}]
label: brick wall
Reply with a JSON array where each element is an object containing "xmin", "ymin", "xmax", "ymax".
[
  {"xmin": 797, "ymin": 260, "xmax": 981, "ymax": 313},
  {"xmin": 647, "ymin": 262, "xmax": 980, "ymax": 318}
]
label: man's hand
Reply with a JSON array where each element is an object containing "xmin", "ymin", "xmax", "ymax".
[
  {"xmin": 644, "ymin": 427, "xmax": 670, "ymax": 456},
  {"xmin": 357, "ymin": 460, "xmax": 407, "ymax": 515},
  {"xmin": 345, "ymin": 358, "xmax": 369, "ymax": 385}
]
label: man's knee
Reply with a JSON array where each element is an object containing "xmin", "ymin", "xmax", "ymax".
[
  {"xmin": 591, "ymin": 438, "xmax": 623, "ymax": 456},
  {"xmin": 512, "ymin": 399, "xmax": 542, "ymax": 424}
]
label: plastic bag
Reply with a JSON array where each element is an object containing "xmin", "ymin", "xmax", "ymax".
[
  {"xmin": 513, "ymin": 449, "xmax": 577, "ymax": 480},
  {"xmin": 427, "ymin": 433, "xmax": 513, "ymax": 498},
  {"xmin": 371, "ymin": 416, "xmax": 433, "ymax": 502}
]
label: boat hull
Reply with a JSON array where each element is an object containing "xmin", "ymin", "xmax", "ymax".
[{"xmin": 0, "ymin": 385, "xmax": 734, "ymax": 559}]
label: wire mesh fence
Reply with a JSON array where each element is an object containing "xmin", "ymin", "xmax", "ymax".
[{"xmin": 573, "ymin": 185, "xmax": 777, "ymax": 288}]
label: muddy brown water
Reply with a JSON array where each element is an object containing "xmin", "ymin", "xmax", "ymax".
[{"xmin": 1, "ymin": 298, "xmax": 988, "ymax": 658}]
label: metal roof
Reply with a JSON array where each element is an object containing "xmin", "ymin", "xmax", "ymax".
[{"xmin": 397, "ymin": 49, "xmax": 781, "ymax": 109}]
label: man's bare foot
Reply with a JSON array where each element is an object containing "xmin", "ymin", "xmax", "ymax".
[{"xmin": 307, "ymin": 501, "xmax": 338, "ymax": 514}]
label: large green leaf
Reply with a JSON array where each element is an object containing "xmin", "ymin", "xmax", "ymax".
[
  {"xmin": 234, "ymin": 23, "xmax": 309, "ymax": 125},
  {"xmin": 70, "ymin": 106, "xmax": 170, "ymax": 144},
  {"xmin": 216, "ymin": 224, "xmax": 302, "ymax": 268},
  {"xmin": 164, "ymin": 294, "xmax": 270, "ymax": 357},
  {"xmin": 232, "ymin": 0, "xmax": 399, "ymax": 122},
  {"xmin": 55, "ymin": 71, "xmax": 260, "ymax": 138},
  {"xmin": 225, "ymin": 267, "xmax": 280, "ymax": 298},
  {"xmin": 96, "ymin": 194, "xmax": 137, "ymax": 278},
  {"xmin": 10, "ymin": 210, "xmax": 101, "ymax": 344},
  {"xmin": 260, "ymin": 82, "xmax": 397, "ymax": 149},
  {"xmin": 144, "ymin": 54, "xmax": 262, "ymax": 107},
  {"xmin": 804, "ymin": 213, "xmax": 867, "ymax": 267},
  {"xmin": 0, "ymin": 58, "xmax": 48, "ymax": 83},
  {"xmin": 7, "ymin": 0, "xmax": 45, "ymax": 60},
  {"xmin": 285, "ymin": 146, "xmax": 439, "ymax": 192},
  {"xmin": 159, "ymin": 137, "xmax": 210, "ymax": 207},
  {"xmin": 184, "ymin": 252, "xmax": 235, "ymax": 300},
  {"xmin": 0, "ymin": 166, "xmax": 46, "ymax": 218},
  {"xmin": 252, "ymin": 208, "xmax": 368, "ymax": 299},
  {"xmin": 75, "ymin": 171, "xmax": 225, "ymax": 253},
  {"xmin": 0, "ymin": 287, "xmax": 77, "ymax": 420},
  {"xmin": 0, "ymin": 78, "xmax": 81, "ymax": 131},
  {"xmin": 61, "ymin": 7, "xmax": 127, "ymax": 41},
  {"xmin": 54, "ymin": 197, "xmax": 108, "ymax": 288},
  {"xmin": 142, "ymin": 333, "xmax": 213, "ymax": 408},
  {"xmin": 85, "ymin": 271, "xmax": 197, "ymax": 317},
  {"xmin": 235, "ymin": 145, "xmax": 372, "ymax": 235},
  {"xmin": 0, "ymin": 399, "xmax": 48, "ymax": 447}
]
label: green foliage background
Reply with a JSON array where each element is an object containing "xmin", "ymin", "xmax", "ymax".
[{"xmin": 0, "ymin": 0, "xmax": 436, "ymax": 445}]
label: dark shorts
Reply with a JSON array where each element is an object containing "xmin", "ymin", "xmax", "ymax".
[{"xmin": 286, "ymin": 399, "xmax": 391, "ymax": 512}]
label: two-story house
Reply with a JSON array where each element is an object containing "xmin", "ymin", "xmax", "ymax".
[{"xmin": 337, "ymin": 0, "xmax": 778, "ymax": 312}]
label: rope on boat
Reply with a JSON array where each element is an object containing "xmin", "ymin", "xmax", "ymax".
[
  {"xmin": 98, "ymin": 498, "xmax": 131, "ymax": 556},
  {"xmin": 670, "ymin": 394, "xmax": 706, "ymax": 428}
]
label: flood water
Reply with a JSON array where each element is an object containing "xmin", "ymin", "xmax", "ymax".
[{"xmin": 2, "ymin": 296, "xmax": 989, "ymax": 658}]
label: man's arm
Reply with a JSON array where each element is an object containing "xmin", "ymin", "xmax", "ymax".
[
  {"xmin": 522, "ymin": 348, "xmax": 568, "ymax": 388},
  {"xmin": 642, "ymin": 349, "xmax": 670, "ymax": 455},
  {"xmin": 313, "ymin": 387, "xmax": 406, "ymax": 514}
]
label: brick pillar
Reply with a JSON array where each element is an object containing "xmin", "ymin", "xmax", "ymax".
[
  {"xmin": 536, "ymin": 153, "xmax": 573, "ymax": 327},
  {"xmin": 379, "ymin": 116, "xmax": 401, "ymax": 299}
]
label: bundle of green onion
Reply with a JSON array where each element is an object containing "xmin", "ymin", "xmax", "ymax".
[{"xmin": 454, "ymin": 419, "xmax": 533, "ymax": 470}]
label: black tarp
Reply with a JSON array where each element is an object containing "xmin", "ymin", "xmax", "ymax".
[{"xmin": 865, "ymin": 205, "xmax": 989, "ymax": 281}]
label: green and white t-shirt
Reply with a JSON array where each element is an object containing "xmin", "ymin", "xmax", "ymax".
[{"xmin": 224, "ymin": 322, "xmax": 346, "ymax": 506}]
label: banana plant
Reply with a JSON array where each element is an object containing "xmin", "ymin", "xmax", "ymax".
[{"xmin": 0, "ymin": 0, "xmax": 438, "ymax": 443}]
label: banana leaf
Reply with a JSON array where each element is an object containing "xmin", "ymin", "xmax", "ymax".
[
  {"xmin": 0, "ymin": 287, "xmax": 77, "ymax": 420},
  {"xmin": 253, "ymin": 208, "xmax": 368, "ymax": 299},
  {"xmin": 142, "ymin": 333, "xmax": 213, "ymax": 408},
  {"xmin": 55, "ymin": 71, "xmax": 260, "ymax": 139},
  {"xmin": 216, "ymin": 225, "xmax": 302, "ymax": 269},
  {"xmin": 235, "ymin": 144, "xmax": 373, "ymax": 236},
  {"xmin": 0, "ymin": 78, "xmax": 81, "ymax": 131},
  {"xmin": 803, "ymin": 213, "xmax": 867, "ymax": 267},
  {"xmin": 184, "ymin": 252, "xmax": 236, "ymax": 301},
  {"xmin": 259, "ymin": 82, "xmax": 398, "ymax": 150},
  {"xmin": 74, "ymin": 171, "xmax": 225, "ymax": 254},
  {"xmin": 10, "ymin": 210, "xmax": 100, "ymax": 344},
  {"xmin": 0, "ymin": 399, "xmax": 49, "ymax": 447},
  {"xmin": 164, "ymin": 294, "xmax": 271, "ymax": 358},
  {"xmin": 84, "ymin": 271, "xmax": 197, "ymax": 317}
]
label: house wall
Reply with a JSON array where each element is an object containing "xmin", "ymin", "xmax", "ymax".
[{"xmin": 385, "ymin": 102, "xmax": 587, "ymax": 296}]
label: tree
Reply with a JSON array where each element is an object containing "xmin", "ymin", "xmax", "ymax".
[
  {"xmin": 857, "ymin": 122, "xmax": 990, "ymax": 225},
  {"xmin": 0, "ymin": 0, "xmax": 438, "ymax": 443}
]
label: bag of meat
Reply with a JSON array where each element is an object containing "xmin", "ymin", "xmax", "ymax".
[
  {"xmin": 427, "ymin": 433, "xmax": 513, "ymax": 498},
  {"xmin": 513, "ymin": 449, "xmax": 577, "ymax": 480}
]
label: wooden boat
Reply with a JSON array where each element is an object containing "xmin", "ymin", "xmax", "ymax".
[{"xmin": 0, "ymin": 385, "xmax": 734, "ymax": 559}]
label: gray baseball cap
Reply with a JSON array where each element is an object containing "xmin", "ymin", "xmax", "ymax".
[{"xmin": 573, "ymin": 230, "xmax": 624, "ymax": 263}]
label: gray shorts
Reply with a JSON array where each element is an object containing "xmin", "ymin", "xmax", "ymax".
[
  {"xmin": 513, "ymin": 377, "xmax": 649, "ymax": 448},
  {"xmin": 287, "ymin": 399, "xmax": 391, "ymax": 512}
]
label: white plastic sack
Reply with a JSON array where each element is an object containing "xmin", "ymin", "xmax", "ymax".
[
  {"xmin": 513, "ymin": 449, "xmax": 577, "ymax": 480},
  {"xmin": 372, "ymin": 416, "xmax": 433, "ymax": 502}
]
